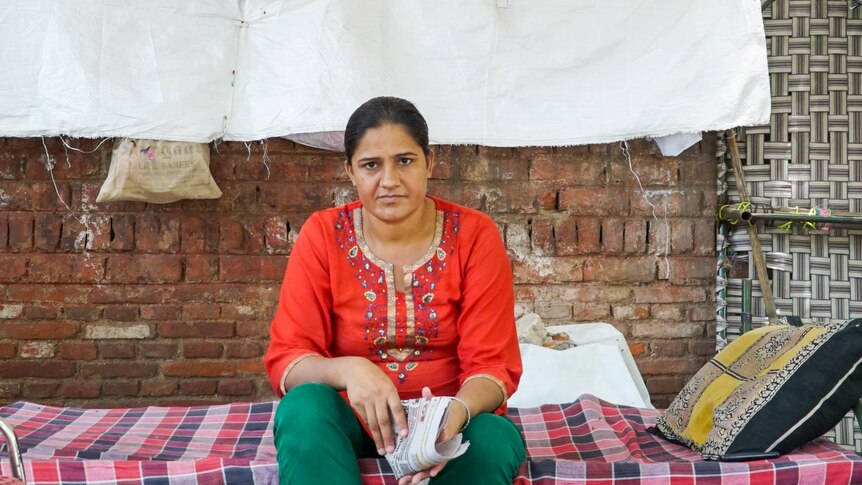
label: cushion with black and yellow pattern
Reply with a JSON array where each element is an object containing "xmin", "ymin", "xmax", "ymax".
[{"xmin": 654, "ymin": 319, "xmax": 862, "ymax": 460}]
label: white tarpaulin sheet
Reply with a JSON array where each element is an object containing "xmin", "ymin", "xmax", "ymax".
[{"xmin": 0, "ymin": 0, "xmax": 770, "ymax": 146}]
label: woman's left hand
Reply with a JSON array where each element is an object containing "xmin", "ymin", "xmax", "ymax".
[{"xmin": 397, "ymin": 387, "xmax": 469, "ymax": 485}]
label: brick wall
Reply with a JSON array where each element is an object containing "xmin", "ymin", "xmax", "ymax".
[{"xmin": 0, "ymin": 136, "xmax": 717, "ymax": 408}]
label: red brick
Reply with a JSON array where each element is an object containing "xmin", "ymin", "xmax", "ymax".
[
  {"xmin": 237, "ymin": 358, "xmax": 265, "ymax": 375},
  {"xmin": 136, "ymin": 214, "xmax": 180, "ymax": 253},
  {"xmin": 0, "ymin": 343, "xmax": 16, "ymax": 359},
  {"xmin": 183, "ymin": 341, "xmax": 223, "ymax": 358},
  {"xmin": 0, "ymin": 383, "xmax": 19, "ymax": 399},
  {"xmin": 219, "ymin": 219, "xmax": 244, "ymax": 253},
  {"xmin": 221, "ymin": 304, "xmax": 258, "ymax": 320},
  {"xmin": 242, "ymin": 219, "xmax": 266, "ymax": 253},
  {"xmin": 611, "ymin": 157, "xmax": 678, "ymax": 186},
  {"xmin": 631, "ymin": 322, "xmax": 706, "ymax": 339},
  {"xmin": 23, "ymin": 304, "xmax": 60, "ymax": 319},
  {"xmin": 461, "ymin": 151, "xmax": 529, "ymax": 182},
  {"xmin": 183, "ymin": 304, "xmax": 221, "ymax": 320},
  {"xmin": 80, "ymin": 362, "xmax": 158, "ymax": 378},
  {"xmin": 140, "ymin": 304, "xmax": 181, "ymax": 320},
  {"xmin": 633, "ymin": 284, "xmax": 705, "ymax": 303},
  {"xmin": 693, "ymin": 219, "xmax": 716, "ymax": 256},
  {"xmin": 0, "ymin": 151, "xmax": 23, "ymax": 179},
  {"xmin": 583, "ymin": 256, "xmax": 656, "ymax": 283},
  {"xmin": 180, "ymin": 379, "xmax": 218, "ymax": 395},
  {"xmin": 220, "ymin": 256, "xmax": 265, "ymax": 283},
  {"xmin": 90, "ymin": 285, "xmax": 164, "ymax": 304},
  {"xmin": 529, "ymin": 153, "xmax": 604, "ymax": 184},
  {"xmin": 236, "ymin": 321, "xmax": 269, "ymax": 337},
  {"xmin": 652, "ymin": 339, "xmax": 689, "ymax": 357},
  {"xmin": 164, "ymin": 361, "xmax": 236, "ymax": 377},
  {"xmin": 20, "ymin": 341, "xmax": 55, "ymax": 358},
  {"xmin": 103, "ymin": 305, "xmax": 139, "ymax": 321},
  {"xmin": 59, "ymin": 216, "xmax": 90, "ymax": 251},
  {"xmin": 0, "ymin": 181, "xmax": 64, "ymax": 211},
  {"xmin": 33, "ymin": 213, "xmax": 62, "ymax": 250},
  {"xmin": 103, "ymin": 380, "xmax": 139, "ymax": 397},
  {"xmin": 559, "ymin": 188, "xmax": 629, "ymax": 215},
  {"xmin": 689, "ymin": 304, "xmax": 715, "ymax": 321},
  {"xmin": 106, "ymin": 255, "xmax": 182, "ymax": 283},
  {"xmin": 512, "ymin": 257, "xmax": 583, "ymax": 284},
  {"xmin": 530, "ymin": 218, "xmax": 555, "ymax": 256},
  {"xmin": 0, "ymin": 213, "xmax": 7, "ymax": 249},
  {"xmin": 140, "ymin": 342, "xmax": 178, "ymax": 359},
  {"xmin": 636, "ymin": 357, "xmax": 704, "ymax": 376},
  {"xmin": 427, "ymin": 182, "xmax": 482, "ymax": 209},
  {"xmin": 99, "ymin": 342, "xmax": 136, "ymax": 359},
  {"xmin": 219, "ymin": 379, "xmax": 254, "ymax": 396},
  {"xmin": 141, "ymin": 380, "xmax": 176, "ymax": 397},
  {"xmin": 181, "ymin": 216, "xmax": 206, "ymax": 253},
  {"xmin": 27, "ymin": 254, "xmax": 105, "ymax": 283},
  {"xmin": 623, "ymin": 219, "xmax": 647, "ymax": 255},
  {"xmin": 0, "ymin": 321, "xmax": 77, "ymax": 339},
  {"xmin": 667, "ymin": 257, "xmax": 715, "ymax": 284},
  {"xmin": 690, "ymin": 338, "xmax": 718, "ymax": 356},
  {"xmin": 0, "ymin": 361, "xmax": 76, "ymax": 378},
  {"xmin": 58, "ymin": 342, "xmax": 98, "ymax": 361},
  {"xmin": 670, "ymin": 219, "xmax": 694, "ymax": 254},
  {"xmin": 23, "ymin": 381, "xmax": 60, "ymax": 398},
  {"xmin": 185, "ymin": 255, "xmax": 218, "ymax": 282},
  {"xmin": 645, "ymin": 376, "xmax": 685, "ymax": 395},
  {"xmin": 0, "ymin": 255, "xmax": 27, "ymax": 282},
  {"xmin": 110, "ymin": 215, "xmax": 136, "ymax": 250},
  {"xmin": 159, "ymin": 321, "xmax": 234, "ymax": 338},
  {"xmin": 651, "ymin": 304, "xmax": 686, "ymax": 321},
  {"xmin": 534, "ymin": 301, "xmax": 572, "ymax": 320},
  {"xmin": 612, "ymin": 304, "xmax": 650, "ymax": 320},
  {"xmin": 84, "ymin": 215, "xmax": 113, "ymax": 250},
  {"xmin": 600, "ymin": 219, "xmax": 624, "ymax": 254},
  {"xmin": 224, "ymin": 342, "xmax": 262, "ymax": 358},
  {"xmin": 8, "ymin": 213, "xmax": 33, "ymax": 249},
  {"xmin": 630, "ymin": 190, "xmax": 705, "ymax": 217},
  {"xmin": 264, "ymin": 216, "xmax": 290, "ymax": 250},
  {"xmin": 63, "ymin": 305, "xmax": 100, "ymax": 321},
  {"xmin": 570, "ymin": 302, "xmax": 611, "ymax": 321},
  {"xmin": 63, "ymin": 380, "xmax": 101, "ymax": 399},
  {"xmin": 628, "ymin": 341, "xmax": 647, "ymax": 357},
  {"xmin": 485, "ymin": 186, "xmax": 556, "ymax": 214}
]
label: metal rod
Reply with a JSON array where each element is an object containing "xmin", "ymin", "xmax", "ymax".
[
  {"xmin": 726, "ymin": 131, "xmax": 778, "ymax": 325},
  {"xmin": 741, "ymin": 279, "xmax": 753, "ymax": 335},
  {"xmin": 719, "ymin": 206, "xmax": 862, "ymax": 226},
  {"xmin": 0, "ymin": 417, "xmax": 25, "ymax": 481}
]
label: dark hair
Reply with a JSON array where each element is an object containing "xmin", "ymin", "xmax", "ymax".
[{"xmin": 344, "ymin": 96, "xmax": 429, "ymax": 164}]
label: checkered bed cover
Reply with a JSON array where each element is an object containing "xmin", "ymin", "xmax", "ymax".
[{"xmin": 1, "ymin": 395, "xmax": 860, "ymax": 484}]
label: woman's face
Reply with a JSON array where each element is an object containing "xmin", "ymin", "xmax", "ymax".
[{"xmin": 345, "ymin": 123, "xmax": 435, "ymax": 225}]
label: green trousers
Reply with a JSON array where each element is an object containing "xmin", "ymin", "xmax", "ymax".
[{"xmin": 273, "ymin": 383, "xmax": 526, "ymax": 485}]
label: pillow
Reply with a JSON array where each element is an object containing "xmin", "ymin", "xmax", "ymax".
[{"xmin": 654, "ymin": 320, "xmax": 862, "ymax": 460}]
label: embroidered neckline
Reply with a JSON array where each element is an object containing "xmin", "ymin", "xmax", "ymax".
[{"xmin": 352, "ymin": 202, "xmax": 444, "ymax": 287}]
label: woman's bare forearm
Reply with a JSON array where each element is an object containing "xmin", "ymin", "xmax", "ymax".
[{"xmin": 456, "ymin": 377, "xmax": 505, "ymax": 418}]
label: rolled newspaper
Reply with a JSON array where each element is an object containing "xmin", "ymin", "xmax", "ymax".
[{"xmin": 384, "ymin": 396, "xmax": 470, "ymax": 479}]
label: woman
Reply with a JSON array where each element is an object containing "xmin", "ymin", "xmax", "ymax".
[{"xmin": 265, "ymin": 97, "xmax": 525, "ymax": 485}]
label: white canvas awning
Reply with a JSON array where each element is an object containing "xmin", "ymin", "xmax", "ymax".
[{"xmin": 0, "ymin": 0, "xmax": 770, "ymax": 147}]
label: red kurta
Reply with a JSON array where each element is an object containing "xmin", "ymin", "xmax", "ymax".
[{"xmin": 265, "ymin": 196, "xmax": 521, "ymax": 412}]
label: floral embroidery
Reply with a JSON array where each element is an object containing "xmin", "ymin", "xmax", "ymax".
[{"xmin": 335, "ymin": 205, "xmax": 460, "ymax": 386}]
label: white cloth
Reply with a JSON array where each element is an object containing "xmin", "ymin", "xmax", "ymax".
[
  {"xmin": 0, "ymin": 0, "xmax": 770, "ymax": 146},
  {"xmin": 509, "ymin": 323, "xmax": 653, "ymax": 409}
]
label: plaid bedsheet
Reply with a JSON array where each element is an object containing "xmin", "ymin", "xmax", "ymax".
[{"xmin": 1, "ymin": 395, "xmax": 860, "ymax": 484}]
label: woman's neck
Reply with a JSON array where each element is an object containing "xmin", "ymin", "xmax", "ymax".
[{"xmin": 361, "ymin": 198, "xmax": 436, "ymax": 262}]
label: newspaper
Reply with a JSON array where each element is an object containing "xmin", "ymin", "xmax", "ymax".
[{"xmin": 384, "ymin": 396, "xmax": 470, "ymax": 479}]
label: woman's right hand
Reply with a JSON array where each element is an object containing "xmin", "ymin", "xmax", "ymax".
[{"xmin": 340, "ymin": 356, "xmax": 408, "ymax": 455}]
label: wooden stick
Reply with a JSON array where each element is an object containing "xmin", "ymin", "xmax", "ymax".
[{"xmin": 726, "ymin": 130, "xmax": 779, "ymax": 325}]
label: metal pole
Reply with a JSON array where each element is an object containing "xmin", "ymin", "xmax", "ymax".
[
  {"xmin": 719, "ymin": 206, "xmax": 862, "ymax": 226},
  {"xmin": 0, "ymin": 418, "xmax": 25, "ymax": 482}
]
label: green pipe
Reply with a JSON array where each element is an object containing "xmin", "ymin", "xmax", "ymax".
[
  {"xmin": 719, "ymin": 207, "xmax": 862, "ymax": 226},
  {"xmin": 741, "ymin": 279, "xmax": 752, "ymax": 335}
]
